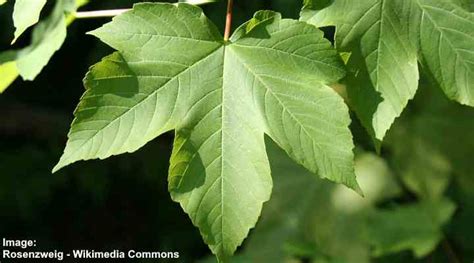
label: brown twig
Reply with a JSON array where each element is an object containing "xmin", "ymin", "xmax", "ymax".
[{"xmin": 223, "ymin": 0, "xmax": 233, "ymax": 42}]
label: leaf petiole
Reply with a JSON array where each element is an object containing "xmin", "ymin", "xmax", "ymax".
[
  {"xmin": 74, "ymin": 9, "xmax": 129, "ymax": 19},
  {"xmin": 223, "ymin": 0, "xmax": 233, "ymax": 42},
  {"xmin": 74, "ymin": 1, "xmax": 217, "ymax": 19}
]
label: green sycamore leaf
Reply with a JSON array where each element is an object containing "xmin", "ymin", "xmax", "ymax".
[
  {"xmin": 12, "ymin": 0, "xmax": 47, "ymax": 43},
  {"xmin": 54, "ymin": 3, "xmax": 360, "ymax": 260},
  {"xmin": 368, "ymin": 199, "xmax": 456, "ymax": 258},
  {"xmin": 387, "ymin": 82, "xmax": 474, "ymax": 199},
  {"xmin": 389, "ymin": 135, "xmax": 452, "ymax": 200},
  {"xmin": 301, "ymin": 0, "xmax": 474, "ymax": 141},
  {"xmin": 386, "ymin": 90, "xmax": 452, "ymax": 200}
]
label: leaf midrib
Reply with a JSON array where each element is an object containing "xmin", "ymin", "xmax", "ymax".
[
  {"xmin": 219, "ymin": 44, "xmax": 227, "ymax": 256},
  {"xmin": 228, "ymin": 46, "xmax": 343, "ymax": 179}
]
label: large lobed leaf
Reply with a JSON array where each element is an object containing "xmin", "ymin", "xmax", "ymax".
[
  {"xmin": 54, "ymin": 3, "xmax": 359, "ymax": 261},
  {"xmin": 302, "ymin": 0, "xmax": 474, "ymax": 141}
]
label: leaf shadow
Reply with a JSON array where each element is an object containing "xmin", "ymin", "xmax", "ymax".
[
  {"xmin": 168, "ymin": 128, "xmax": 207, "ymax": 194},
  {"xmin": 344, "ymin": 48, "xmax": 383, "ymax": 148},
  {"xmin": 75, "ymin": 52, "xmax": 140, "ymax": 121}
]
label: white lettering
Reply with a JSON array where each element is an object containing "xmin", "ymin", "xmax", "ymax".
[{"xmin": 2, "ymin": 238, "xmax": 34, "ymax": 249}]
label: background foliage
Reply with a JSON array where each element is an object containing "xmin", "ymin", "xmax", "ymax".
[{"xmin": 0, "ymin": 0, "xmax": 473, "ymax": 262}]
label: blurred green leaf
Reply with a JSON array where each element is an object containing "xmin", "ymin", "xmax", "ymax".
[
  {"xmin": 15, "ymin": 0, "xmax": 68, "ymax": 80},
  {"xmin": 0, "ymin": 60, "xmax": 18, "ymax": 93},
  {"xmin": 225, "ymin": 141, "xmax": 401, "ymax": 263},
  {"xmin": 0, "ymin": 51, "xmax": 19, "ymax": 93},
  {"xmin": 0, "ymin": 0, "xmax": 88, "ymax": 92},
  {"xmin": 367, "ymin": 199, "xmax": 456, "ymax": 258},
  {"xmin": 387, "ymin": 83, "xmax": 474, "ymax": 195},
  {"xmin": 388, "ymin": 130, "xmax": 451, "ymax": 200},
  {"xmin": 11, "ymin": 0, "xmax": 47, "ymax": 43},
  {"xmin": 387, "ymin": 84, "xmax": 474, "ymax": 260},
  {"xmin": 222, "ymin": 137, "xmax": 458, "ymax": 262}
]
